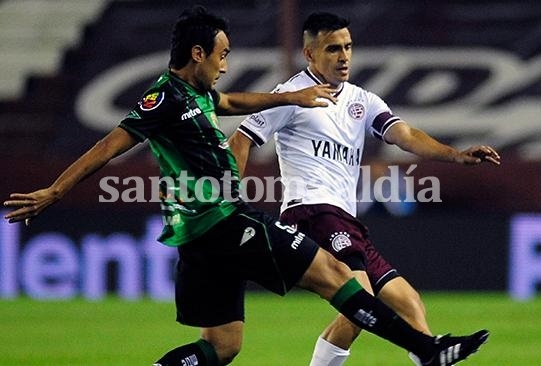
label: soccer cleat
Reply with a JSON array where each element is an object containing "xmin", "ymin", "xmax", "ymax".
[{"xmin": 421, "ymin": 329, "xmax": 489, "ymax": 366}]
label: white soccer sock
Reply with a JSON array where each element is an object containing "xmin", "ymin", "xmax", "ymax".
[{"xmin": 309, "ymin": 336, "xmax": 351, "ymax": 366}]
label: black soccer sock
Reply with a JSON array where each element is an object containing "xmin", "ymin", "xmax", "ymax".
[
  {"xmin": 330, "ymin": 278, "xmax": 434, "ymax": 360},
  {"xmin": 154, "ymin": 339, "xmax": 219, "ymax": 366}
]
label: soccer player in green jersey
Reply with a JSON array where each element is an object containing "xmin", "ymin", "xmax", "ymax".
[{"xmin": 4, "ymin": 6, "xmax": 488, "ymax": 366}]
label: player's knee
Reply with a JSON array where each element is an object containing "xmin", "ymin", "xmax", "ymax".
[
  {"xmin": 323, "ymin": 254, "xmax": 355, "ymax": 288},
  {"xmin": 328, "ymin": 255, "xmax": 353, "ymax": 281},
  {"xmin": 219, "ymin": 348, "xmax": 240, "ymax": 365},
  {"xmin": 202, "ymin": 337, "xmax": 241, "ymax": 365},
  {"xmin": 212, "ymin": 341, "xmax": 241, "ymax": 365},
  {"xmin": 299, "ymin": 249, "xmax": 355, "ymax": 299}
]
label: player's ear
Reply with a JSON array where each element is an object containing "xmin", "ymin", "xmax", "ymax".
[
  {"xmin": 303, "ymin": 47, "xmax": 313, "ymax": 62},
  {"xmin": 192, "ymin": 45, "xmax": 205, "ymax": 63}
]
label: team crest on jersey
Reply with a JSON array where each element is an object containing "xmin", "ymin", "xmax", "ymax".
[
  {"xmin": 139, "ymin": 91, "xmax": 164, "ymax": 111},
  {"xmin": 330, "ymin": 231, "xmax": 352, "ymax": 252},
  {"xmin": 347, "ymin": 102, "xmax": 365, "ymax": 120}
]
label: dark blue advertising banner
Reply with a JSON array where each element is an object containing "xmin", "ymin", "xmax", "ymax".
[{"xmin": 2, "ymin": 208, "xmax": 541, "ymax": 299}]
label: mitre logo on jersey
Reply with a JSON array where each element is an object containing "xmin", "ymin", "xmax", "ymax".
[
  {"xmin": 181, "ymin": 107, "xmax": 202, "ymax": 120},
  {"xmin": 347, "ymin": 101, "xmax": 365, "ymax": 120},
  {"xmin": 139, "ymin": 91, "xmax": 164, "ymax": 111},
  {"xmin": 330, "ymin": 231, "xmax": 352, "ymax": 252}
]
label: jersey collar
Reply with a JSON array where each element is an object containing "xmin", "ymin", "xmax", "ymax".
[{"xmin": 304, "ymin": 67, "xmax": 344, "ymax": 97}]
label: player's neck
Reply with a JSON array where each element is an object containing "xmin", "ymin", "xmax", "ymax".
[
  {"xmin": 170, "ymin": 67, "xmax": 205, "ymax": 93},
  {"xmin": 306, "ymin": 66, "xmax": 343, "ymax": 90}
]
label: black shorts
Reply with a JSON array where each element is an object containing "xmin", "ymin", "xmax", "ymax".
[
  {"xmin": 280, "ymin": 203, "xmax": 399, "ymax": 294},
  {"xmin": 175, "ymin": 204, "xmax": 319, "ymax": 327}
]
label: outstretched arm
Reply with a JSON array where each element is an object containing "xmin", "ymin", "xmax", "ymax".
[
  {"xmin": 216, "ymin": 84, "xmax": 337, "ymax": 115},
  {"xmin": 4, "ymin": 127, "xmax": 138, "ymax": 224},
  {"xmin": 228, "ymin": 131, "xmax": 254, "ymax": 178},
  {"xmin": 385, "ymin": 122, "xmax": 501, "ymax": 165}
]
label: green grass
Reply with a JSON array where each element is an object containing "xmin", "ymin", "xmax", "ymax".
[{"xmin": 1, "ymin": 292, "xmax": 540, "ymax": 365}]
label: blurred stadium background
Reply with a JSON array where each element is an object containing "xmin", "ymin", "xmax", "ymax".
[{"xmin": 1, "ymin": 0, "xmax": 540, "ymax": 364}]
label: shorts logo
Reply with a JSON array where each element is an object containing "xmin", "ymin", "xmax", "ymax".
[
  {"xmin": 274, "ymin": 221, "xmax": 304, "ymax": 250},
  {"xmin": 290, "ymin": 232, "xmax": 306, "ymax": 250},
  {"xmin": 330, "ymin": 231, "xmax": 352, "ymax": 252},
  {"xmin": 139, "ymin": 92, "xmax": 164, "ymax": 111},
  {"xmin": 347, "ymin": 102, "xmax": 365, "ymax": 120}
]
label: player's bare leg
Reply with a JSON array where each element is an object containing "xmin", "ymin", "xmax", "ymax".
[
  {"xmin": 378, "ymin": 277, "xmax": 432, "ymax": 365},
  {"xmin": 378, "ymin": 277, "xmax": 431, "ymax": 335}
]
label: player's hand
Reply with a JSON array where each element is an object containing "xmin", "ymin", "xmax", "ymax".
[
  {"xmin": 457, "ymin": 145, "xmax": 501, "ymax": 166},
  {"xmin": 291, "ymin": 84, "xmax": 338, "ymax": 107},
  {"xmin": 3, "ymin": 188, "xmax": 59, "ymax": 225}
]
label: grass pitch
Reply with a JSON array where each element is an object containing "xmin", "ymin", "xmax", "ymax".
[{"xmin": 1, "ymin": 292, "xmax": 539, "ymax": 365}]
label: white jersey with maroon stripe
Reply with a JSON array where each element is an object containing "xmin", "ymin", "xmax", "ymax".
[{"xmin": 238, "ymin": 68, "xmax": 403, "ymax": 216}]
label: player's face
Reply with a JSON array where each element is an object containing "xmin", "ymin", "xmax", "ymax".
[
  {"xmin": 197, "ymin": 31, "xmax": 230, "ymax": 91},
  {"xmin": 306, "ymin": 28, "xmax": 352, "ymax": 87}
]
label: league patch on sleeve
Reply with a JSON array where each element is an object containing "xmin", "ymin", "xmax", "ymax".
[{"xmin": 139, "ymin": 91, "xmax": 165, "ymax": 111}]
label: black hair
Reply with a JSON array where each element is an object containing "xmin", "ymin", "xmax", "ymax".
[
  {"xmin": 169, "ymin": 6, "xmax": 230, "ymax": 69},
  {"xmin": 302, "ymin": 12, "xmax": 350, "ymax": 36}
]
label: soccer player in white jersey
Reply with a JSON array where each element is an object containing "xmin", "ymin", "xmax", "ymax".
[{"xmin": 229, "ymin": 12, "xmax": 500, "ymax": 366}]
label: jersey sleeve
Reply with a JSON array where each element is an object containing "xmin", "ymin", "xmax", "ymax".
[
  {"xmin": 364, "ymin": 91, "xmax": 402, "ymax": 143},
  {"xmin": 119, "ymin": 88, "xmax": 177, "ymax": 141},
  {"xmin": 236, "ymin": 83, "xmax": 296, "ymax": 147}
]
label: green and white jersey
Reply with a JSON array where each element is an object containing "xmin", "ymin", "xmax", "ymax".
[{"xmin": 120, "ymin": 71, "xmax": 241, "ymax": 246}]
